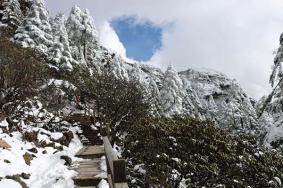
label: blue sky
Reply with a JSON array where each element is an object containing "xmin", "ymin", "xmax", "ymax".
[{"xmin": 111, "ymin": 17, "xmax": 162, "ymax": 61}]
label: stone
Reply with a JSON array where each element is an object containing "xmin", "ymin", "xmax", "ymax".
[
  {"xmin": 23, "ymin": 152, "xmax": 33, "ymax": 165},
  {"xmin": 0, "ymin": 139, "xmax": 11, "ymax": 149},
  {"xmin": 4, "ymin": 159, "xmax": 11, "ymax": 163},
  {"xmin": 20, "ymin": 173, "xmax": 30, "ymax": 179},
  {"xmin": 60, "ymin": 155, "xmax": 72, "ymax": 166},
  {"xmin": 27, "ymin": 147, "xmax": 38, "ymax": 153}
]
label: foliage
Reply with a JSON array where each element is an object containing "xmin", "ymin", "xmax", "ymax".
[
  {"xmin": 0, "ymin": 36, "xmax": 49, "ymax": 115},
  {"xmin": 70, "ymin": 64, "xmax": 152, "ymax": 143},
  {"xmin": 123, "ymin": 116, "xmax": 283, "ymax": 188}
]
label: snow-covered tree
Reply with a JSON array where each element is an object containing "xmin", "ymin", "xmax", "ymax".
[
  {"xmin": 0, "ymin": 0, "xmax": 23, "ymax": 28},
  {"xmin": 66, "ymin": 6, "xmax": 98, "ymax": 65},
  {"xmin": 270, "ymin": 33, "xmax": 283, "ymax": 88},
  {"xmin": 160, "ymin": 65, "xmax": 184, "ymax": 116},
  {"xmin": 13, "ymin": 0, "xmax": 53, "ymax": 53},
  {"xmin": 49, "ymin": 13, "xmax": 73, "ymax": 70}
]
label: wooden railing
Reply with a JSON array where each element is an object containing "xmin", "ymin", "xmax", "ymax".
[{"xmin": 102, "ymin": 136, "xmax": 129, "ymax": 188}]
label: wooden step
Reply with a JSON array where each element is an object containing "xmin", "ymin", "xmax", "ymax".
[
  {"xmin": 73, "ymin": 175, "xmax": 102, "ymax": 186},
  {"xmin": 73, "ymin": 159, "xmax": 107, "ymax": 186},
  {"xmin": 75, "ymin": 145, "xmax": 105, "ymax": 159}
]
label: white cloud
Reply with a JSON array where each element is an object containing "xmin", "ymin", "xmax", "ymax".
[
  {"xmin": 46, "ymin": 0, "xmax": 283, "ymax": 99},
  {"xmin": 98, "ymin": 21, "xmax": 127, "ymax": 58}
]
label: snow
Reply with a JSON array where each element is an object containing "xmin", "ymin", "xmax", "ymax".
[
  {"xmin": 0, "ymin": 179, "xmax": 22, "ymax": 188},
  {"xmin": 133, "ymin": 164, "xmax": 146, "ymax": 174},
  {"xmin": 0, "ymin": 119, "xmax": 8, "ymax": 127},
  {"xmin": 98, "ymin": 179, "xmax": 109, "ymax": 188},
  {"xmin": 274, "ymin": 177, "xmax": 282, "ymax": 186},
  {"xmin": 0, "ymin": 124, "xmax": 83, "ymax": 188},
  {"xmin": 51, "ymin": 132, "xmax": 63, "ymax": 140}
]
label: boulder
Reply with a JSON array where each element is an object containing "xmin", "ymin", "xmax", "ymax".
[
  {"xmin": 23, "ymin": 152, "xmax": 33, "ymax": 165},
  {"xmin": 0, "ymin": 139, "xmax": 11, "ymax": 149}
]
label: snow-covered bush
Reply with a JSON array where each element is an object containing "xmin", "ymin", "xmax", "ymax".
[
  {"xmin": 0, "ymin": 36, "xmax": 48, "ymax": 115},
  {"xmin": 123, "ymin": 116, "xmax": 283, "ymax": 188},
  {"xmin": 69, "ymin": 65, "xmax": 153, "ymax": 144}
]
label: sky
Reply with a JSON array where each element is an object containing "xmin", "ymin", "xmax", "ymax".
[
  {"xmin": 111, "ymin": 17, "xmax": 162, "ymax": 61},
  {"xmin": 46, "ymin": 0, "xmax": 283, "ymax": 99}
]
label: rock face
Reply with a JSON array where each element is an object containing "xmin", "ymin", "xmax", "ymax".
[{"xmin": 179, "ymin": 69, "xmax": 260, "ymax": 134}]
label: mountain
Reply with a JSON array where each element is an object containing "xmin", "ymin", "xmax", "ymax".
[
  {"xmin": 1, "ymin": 0, "xmax": 283, "ymax": 187},
  {"xmin": 0, "ymin": 0, "xmax": 264, "ymax": 137}
]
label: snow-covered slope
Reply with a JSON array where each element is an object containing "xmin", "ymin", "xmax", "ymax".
[{"xmin": 179, "ymin": 69, "xmax": 259, "ymax": 133}]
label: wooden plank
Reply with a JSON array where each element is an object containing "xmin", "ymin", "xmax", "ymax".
[
  {"xmin": 77, "ymin": 172, "xmax": 104, "ymax": 176},
  {"xmin": 74, "ymin": 171, "xmax": 103, "ymax": 179},
  {"xmin": 76, "ymin": 146, "xmax": 104, "ymax": 155},
  {"xmin": 103, "ymin": 137, "xmax": 127, "ymax": 184},
  {"xmin": 108, "ymin": 174, "xmax": 114, "ymax": 188},
  {"xmin": 108, "ymin": 175, "xmax": 128, "ymax": 188},
  {"xmin": 77, "ymin": 164, "xmax": 100, "ymax": 167},
  {"xmin": 77, "ymin": 167, "xmax": 102, "ymax": 172},
  {"xmin": 76, "ymin": 145, "xmax": 105, "ymax": 159},
  {"xmin": 73, "ymin": 170, "xmax": 103, "ymax": 186},
  {"xmin": 78, "ymin": 169, "xmax": 101, "ymax": 173},
  {"xmin": 73, "ymin": 177, "xmax": 101, "ymax": 187},
  {"xmin": 114, "ymin": 183, "xmax": 129, "ymax": 188},
  {"xmin": 103, "ymin": 137, "xmax": 118, "ymax": 176},
  {"xmin": 77, "ymin": 159, "xmax": 101, "ymax": 164}
]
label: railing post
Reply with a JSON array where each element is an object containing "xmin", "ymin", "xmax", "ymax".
[
  {"xmin": 106, "ymin": 156, "xmax": 111, "ymax": 175},
  {"xmin": 113, "ymin": 159, "xmax": 127, "ymax": 183},
  {"xmin": 101, "ymin": 126, "xmax": 107, "ymax": 137},
  {"xmin": 102, "ymin": 136, "xmax": 129, "ymax": 188}
]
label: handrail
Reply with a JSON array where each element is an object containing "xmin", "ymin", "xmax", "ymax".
[{"xmin": 102, "ymin": 136, "xmax": 129, "ymax": 188}]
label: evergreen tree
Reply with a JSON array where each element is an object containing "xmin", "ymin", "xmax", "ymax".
[
  {"xmin": 160, "ymin": 65, "xmax": 184, "ymax": 116},
  {"xmin": 66, "ymin": 6, "xmax": 98, "ymax": 65},
  {"xmin": 270, "ymin": 33, "xmax": 283, "ymax": 88},
  {"xmin": 49, "ymin": 13, "xmax": 73, "ymax": 70},
  {"xmin": 0, "ymin": 0, "xmax": 23, "ymax": 28},
  {"xmin": 13, "ymin": 0, "xmax": 53, "ymax": 53}
]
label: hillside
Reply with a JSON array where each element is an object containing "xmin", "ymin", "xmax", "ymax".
[{"xmin": 0, "ymin": 0, "xmax": 283, "ymax": 187}]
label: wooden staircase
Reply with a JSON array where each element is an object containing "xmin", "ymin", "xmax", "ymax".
[
  {"xmin": 72, "ymin": 145, "xmax": 106, "ymax": 187},
  {"xmin": 70, "ymin": 114, "xmax": 106, "ymax": 188},
  {"xmin": 70, "ymin": 114, "xmax": 128, "ymax": 188}
]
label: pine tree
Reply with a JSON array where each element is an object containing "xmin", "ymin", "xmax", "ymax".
[
  {"xmin": 49, "ymin": 13, "xmax": 73, "ymax": 70},
  {"xmin": 13, "ymin": 0, "xmax": 53, "ymax": 53},
  {"xmin": 160, "ymin": 65, "xmax": 184, "ymax": 116},
  {"xmin": 270, "ymin": 33, "xmax": 283, "ymax": 88},
  {"xmin": 66, "ymin": 5, "xmax": 98, "ymax": 65},
  {"xmin": 81, "ymin": 9, "xmax": 99, "ymax": 64},
  {"xmin": 0, "ymin": 0, "xmax": 23, "ymax": 28}
]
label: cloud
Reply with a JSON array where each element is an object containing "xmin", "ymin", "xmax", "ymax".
[
  {"xmin": 46, "ymin": 0, "xmax": 283, "ymax": 99},
  {"xmin": 98, "ymin": 21, "xmax": 127, "ymax": 58}
]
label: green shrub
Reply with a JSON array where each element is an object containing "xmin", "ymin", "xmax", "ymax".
[{"xmin": 123, "ymin": 116, "xmax": 283, "ymax": 188}]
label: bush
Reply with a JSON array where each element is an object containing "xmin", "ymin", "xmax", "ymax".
[
  {"xmin": 123, "ymin": 116, "xmax": 283, "ymax": 188},
  {"xmin": 0, "ymin": 36, "xmax": 49, "ymax": 115},
  {"xmin": 70, "ymin": 65, "xmax": 152, "ymax": 144}
]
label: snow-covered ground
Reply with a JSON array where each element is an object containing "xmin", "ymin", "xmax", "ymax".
[{"xmin": 0, "ymin": 119, "xmax": 83, "ymax": 188}]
